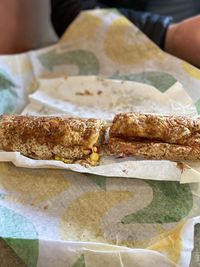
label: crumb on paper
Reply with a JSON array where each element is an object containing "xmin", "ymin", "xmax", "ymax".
[
  {"xmin": 76, "ymin": 90, "xmax": 93, "ymax": 96},
  {"xmin": 176, "ymin": 162, "xmax": 190, "ymax": 173},
  {"xmin": 97, "ymin": 90, "xmax": 103, "ymax": 95},
  {"xmin": 122, "ymin": 169, "xmax": 128, "ymax": 174},
  {"xmin": 43, "ymin": 205, "xmax": 49, "ymax": 210},
  {"xmin": 116, "ymin": 153, "xmax": 126, "ymax": 159}
]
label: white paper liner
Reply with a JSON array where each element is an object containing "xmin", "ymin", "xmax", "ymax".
[{"xmin": 0, "ymin": 76, "xmax": 199, "ymax": 183}]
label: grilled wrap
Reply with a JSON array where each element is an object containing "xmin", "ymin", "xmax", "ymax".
[
  {"xmin": 108, "ymin": 113, "xmax": 200, "ymax": 161},
  {"xmin": 110, "ymin": 113, "xmax": 200, "ymax": 146},
  {"xmin": 108, "ymin": 137, "xmax": 200, "ymax": 161},
  {"xmin": 0, "ymin": 115, "xmax": 106, "ymax": 165}
]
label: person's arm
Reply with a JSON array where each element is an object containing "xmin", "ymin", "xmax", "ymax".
[
  {"xmin": 165, "ymin": 15, "xmax": 200, "ymax": 67},
  {"xmin": 119, "ymin": 9, "xmax": 173, "ymax": 49},
  {"xmin": 0, "ymin": 0, "xmax": 57, "ymax": 54},
  {"xmin": 111, "ymin": 7, "xmax": 200, "ymax": 67},
  {"xmin": 51, "ymin": 0, "xmax": 173, "ymax": 49},
  {"xmin": 105, "ymin": 8, "xmax": 200, "ymax": 67}
]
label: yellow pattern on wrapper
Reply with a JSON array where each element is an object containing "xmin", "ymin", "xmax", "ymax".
[
  {"xmin": 28, "ymin": 79, "xmax": 39, "ymax": 94},
  {"xmin": 148, "ymin": 221, "xmax": 184, "ymax": 264},
  {"xmin": 0, "ymin": 163, "xmax": 70, "ymax": 205},
  {"xmin": 60, "ymin": 191, "xmax": 133, "ymax": 242},
  {"xmin": 2, "ymin": 56, "xmax": 33, "ymax": 75},
  {"xmin": 0, "ymin": 9, "xmax": 199, "ymax": 266},
  {"xmin": 104, "ymin": 17, "xmax": 162, "ymax": 65},
  {"xmin": 182, "ymin": 61, "xmax": 200, "ymax": 80},
  {"xmin": 60, "ymin": 13, "xmax": 102, "ymax": 43}
]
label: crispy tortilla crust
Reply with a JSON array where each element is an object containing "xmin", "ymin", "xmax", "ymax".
[
  {"xmin": 0, "ymin": 115, "xmax": 106, "ymax": 164},
  {"xmin": 110, "ymin": 113, "xmax": 200, "ymax": 146},
  {"xmin": 108, "ymin": 137, "xmax": 200, "ymax": 161}
]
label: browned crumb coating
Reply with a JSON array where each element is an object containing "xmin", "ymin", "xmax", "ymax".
[
  {"xmin": 110, "ymin": 113, "xmax": 200, "ymax": 146},
  {"xmin": 108, "ymin": 113, "xmax": 200, "ymax": 161},
  {"xmin": 0, "ymin": 115, "xmax": 106, "ymax": 165},
  {"xmin": 108, "ymin": 137, "xmax": 200, "ymax": 161}
]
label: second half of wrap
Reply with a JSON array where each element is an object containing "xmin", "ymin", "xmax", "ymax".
[{"xmin": 108, "ymin": 113, "xmax": 200, "ymax": 161}]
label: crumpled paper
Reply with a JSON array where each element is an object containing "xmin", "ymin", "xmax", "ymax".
[
  {"xmin": 0, "ymin": 76, "xmax": 199, "ymax": 184},
  {"xmin": 1, "ymin": 9, "xmax": 200, "ymax": 267}
]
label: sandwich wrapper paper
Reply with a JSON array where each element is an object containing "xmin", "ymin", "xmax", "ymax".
[
  {"xmin": 1, "ymin": 75, "xmax": 200, "ymax": 184},
  {"xmin": 0, "ymin": 9, "xmax": 200, "ymax": 267}
]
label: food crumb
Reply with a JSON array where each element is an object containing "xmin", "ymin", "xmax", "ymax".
[
  {"xmin": 97, "ymin": 90, "xmax": 102, "ymax": 95},
  {"xmin": 176, "ymin": 162, "xmax": 190, "ymax": 173},
  {"xmin": 43, "ymin": 205, "xmax": 49, "ymax": 210},
  {"xmin": 76, "ymin": 90, "xmax": 93, "ymax": 96}
]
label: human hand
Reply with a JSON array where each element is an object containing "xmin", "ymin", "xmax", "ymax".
[{"xmin": 165, "ymin": 15, "xmax": 200, "ymax": 67}]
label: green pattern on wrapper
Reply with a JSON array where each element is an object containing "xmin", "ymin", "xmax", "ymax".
[
  {"xmin": 38, "ymin": 49, "xmax": 100, "ymax": 75},
  {"xmin": 0, "ymin": 206, "xmax": 38, "ymax": 267},
  {"xmin": 0, "ymin": 193, "xmax": 5, "ymax": 200},
  {"xmin": 195, "ymin": 99, "xmax": 200, "ymax": 114},
  {"xmin": 4, "ymin": 238, "xmax": 38, "ymax": 267},
  {"xmin": 0, "ymin": 70, "xmax": 17, "ymax": 114},
  {"xmin": 72, "ymin": 254, "xmax": 85, "ymax": 267},
  {"xmin": 0, "ymin": 238, "xmax": 27, "ymax": 267},
  {"xmin": 111, "ymin": 71, "xmax": 177, "ymax": 92},
  {"xmin": 121, "ymin": 181, "xmax": 193, "ymax": 224},
  {"xmin": 87, "ymin": 174, "xmax": 107, "ymax": 190}
]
